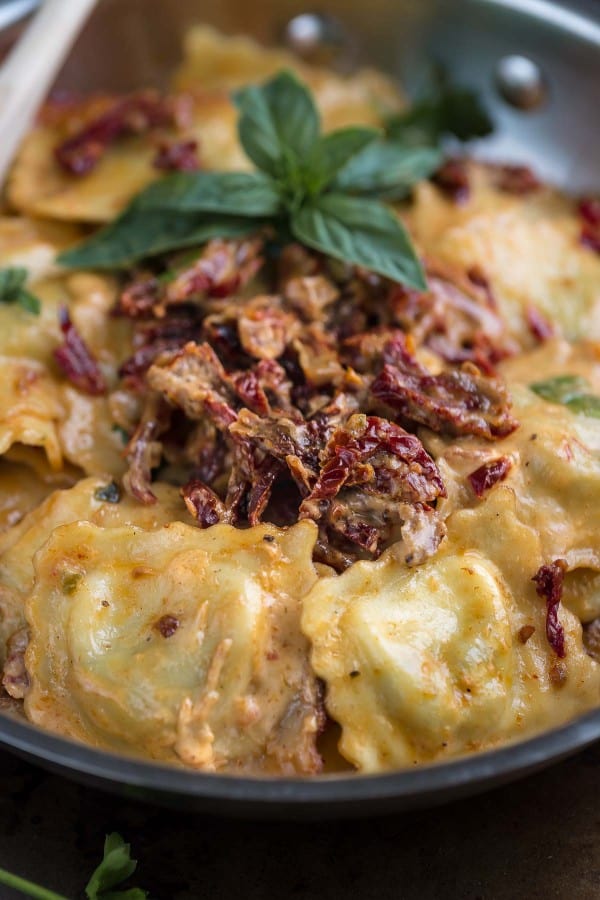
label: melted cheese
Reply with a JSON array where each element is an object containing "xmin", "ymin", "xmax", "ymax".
[
  {"xmin": 406, "ymin": 164, "xmax": 600, "ymax": 346},
  {"xmin": 428, "ymin": 340, "xmax": 600, "ymax": 616},
  {"xmin": 58, "ymin": 388, "xmax": 127, "ymax": 478},
  {"xmin": 173, "ymin": 26, "xmax": 404, "ymax": 128},
  {"xmin": 0, "ymin": 457, "xmax": 75, "ymax": 533},
  {"xmin": 25, "ymin": 520, "xmax": 322, "ymax": 774},
  {"xmin": 0, "ymin": 356, "xmax": 64, "ymax": 468},
  {"xmin": 0, "ymin": 269, "xmax": 133, "ymax": 474},
  {"xmin": 0, "ymin": 216, "xmax": 83, "ymax": 282}
]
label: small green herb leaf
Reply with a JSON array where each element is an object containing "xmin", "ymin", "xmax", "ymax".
[
  {"xmin": 59, "ymin": 211, "xmax": 261, "ymax": 269},
  {"xmin": 61, "ymin": 573, "xmax": 81, "ymax": 595},
  {"xmin": 564, "ymin": 395, "xmax": 600, "ymax": 418},
  {"xmin": 387, "ymin": 76, "xmax": 493, "ymax": 147},
  {"xmin": 530, "ymin": 375, "xmax": 600, "ymax": 419},
  {"xmin": 333, "ymin": 141, "xmax": 442, "ymax": 199},
  {"xmin": 234, "ymin": 70, "xmax": 320, "ymax": 176},
  {"xmin": 291, "ymin": 193, "xmax": 426, "ymax": 289},
  {"xmin": 85, "ymin": 833, "xmax": 147, "ymax": 900},
  {"xmin": 308, "ymin": 126, "xmax": 379, "ymax": 192},
  {"xmin": 16, "ymin": 289, "xmax": 42, "ymax": 314},
  {"xmin": 0, "ymin": 266, "xmax": 26, "ymax": 298},
  {"xmin": 530, "ymin": 375, "xmax": 589, "ymax": 404},
  {"xmin": 133, "ymin": 170, "xmax": 281, "ymax": 217},
  {"xmin": 0, "ymin": 267, "xmax": 41, "ymax": 315}
]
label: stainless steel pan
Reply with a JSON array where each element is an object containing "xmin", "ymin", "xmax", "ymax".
[{"xmin": 0, "ymin": 0, "xmax": 598, "ymax": 818}]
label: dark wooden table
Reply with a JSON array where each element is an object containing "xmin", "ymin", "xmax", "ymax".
[{"xmin": 0, "ymin": 743, "xmax": 598, "ymax": 899}]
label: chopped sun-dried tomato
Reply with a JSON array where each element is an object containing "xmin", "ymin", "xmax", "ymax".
[
  {"xmin": 468, "ymin": 456, "xmax": 512, "ymax": 498},
  {"xmin": 115, "ymin": 237, "xmax": 526, "ymax": 566},
  {"xmin": 153, "ymin": 139, "xmax": 200, "ymax": 172},
  {"xmin": 578, "ymin": 197, "xmax": 600, "ymax": 255},
  {"xmin": 54, "ymin": 307, "xmax": 106, "ymax": 395},
  {"xmin": 55, "ymin": 91, "xmax": 180, "ymax": 175},
  {"xmin": 532, "ymin": 559, "xmax": 568, "ymax": 658},
  {"xmin": 431, "ymin": 159, "xmax": 470, "ymax": 203}
]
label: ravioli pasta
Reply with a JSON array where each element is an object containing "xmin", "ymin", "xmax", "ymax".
[
  {"xmin": 0, "ymin": 28, "xmax": 598, "ymax": 776},
  {"xmin": 25, "ymin": 520, "xmax": 321, "ymax": 773}
]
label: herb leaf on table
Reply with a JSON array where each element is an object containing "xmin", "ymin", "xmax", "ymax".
[
  {"xmin": 85, "ymin": 833, "xmax": 147, "ymax": 899},
  {"xmin": 0, "ymin": 832, "xmax": 146, "ymax": 900}
]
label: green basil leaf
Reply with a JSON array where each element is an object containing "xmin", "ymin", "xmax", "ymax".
[
  {"xmin": 333, "ymin": 141, "xmax": 442, "ymax": 198},
  {"xmin": 530, "ymin": 375, "xmax": 590, "ymax": 404},
  {"xmin": 85, "ymin": 833, "xmax": 143, "ymax": 899},
  {"xmin": 133, "ymin": 170, "xmax": 281, "ymax": 217},
  {"xmin": 0, "ymin": 266, "xmax": 41, "ymax": 315},
  {"xmin": 565, "ymin": 395, "xmax": 600, "ymax": 418},
  {"xmin": 233, "ymin": 70, "xmax": 320, "ymax": 176},
  {"xmin": 530, "ymin": 375, "xmax": 600, "ymax": 419},
  {"xmin": 0, "ymin": 266, "xmax": 26, "ymax": 297},
  {"xmin": 388, "ymin": 83, "xmax": 493, "ymax": 147},
  {"xmin": 59, "ymin": 211, "xmax": 262, "ymax": 270},
  {"xmin": 15, "ymin": 290, "xmax": 41, "ymax": 315},
  {"xmin": 291, "ymin": 193, "xmax": 426, "ymax": 289},
  {"xmin": 308, "ymin": 127, "xmax": 379, "ymax": 192}
]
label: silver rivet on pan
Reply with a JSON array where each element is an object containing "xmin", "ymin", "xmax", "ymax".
[
  {"xmin": 283, "ymin": 13, "xmax": 345, "ymax": 62},
  {"xmin": 495, "ymin": 55, "xmax": 547, "ymax": 110}
]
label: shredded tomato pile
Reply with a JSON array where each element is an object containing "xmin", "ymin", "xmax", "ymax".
[{"xmin": 59, "ymin": 238, "xmax": 520, "ymax": 570}]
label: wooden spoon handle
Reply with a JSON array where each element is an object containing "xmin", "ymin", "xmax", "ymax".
[{"xmin": 0, "ymin": 0, "xmax": 97, "ymax": 184}]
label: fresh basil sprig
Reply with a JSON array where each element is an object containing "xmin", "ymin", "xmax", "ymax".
[
  {"xmin": 530, "ymin": 374, "xmax": 600, "ymax": 419},
  {"xmin": 85, "ymin": 832, "xmax": 147, "ymax": 900},
  {"xmin": 387, "ymin": 69, "xmax": 493, "ymax": 147},
  {"xmin": 59, "ymin": 70, "xmax": 435, "ymax": 289},
  {"xmin": 0, "ymin": 266, "xmax": 41, "ymax": 315},
  {"xmin": 0, "ymin": 832, "xmax": 146, "ymax": 900}
]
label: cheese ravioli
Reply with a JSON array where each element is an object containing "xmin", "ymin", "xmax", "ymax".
[
  {"xmin": 0, "ymin": 477, "xmax": 192, "ymax": 663},
  {"xmin": 25, "ymin": 520, "xmax": 322, "ymax": 774},
  {"xmin": 406, "ymin": 164, "xmax": 600, "ymax": 346}
]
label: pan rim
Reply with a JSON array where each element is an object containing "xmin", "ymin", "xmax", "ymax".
[{"xmin": 0, "ymin": 708, "xmax": 599, "ymax": 806}]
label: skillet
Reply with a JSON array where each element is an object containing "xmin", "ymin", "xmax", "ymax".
[{"xmin": 0, "ymin": 0, "xmax": 598, "ymax": 819}]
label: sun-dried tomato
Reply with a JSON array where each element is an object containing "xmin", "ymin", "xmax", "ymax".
[
  {"xmin": 432, "ymin": 159, "xmax": 470, "ymax": 203},
  {"xmin": 468, "ymin": 456, "xmax": 512, "ymax": 498},
  {"xmin": 532, "ymin": 559, "xmax": 568, "ymax": 658},
  {"xmin": 54, "ymin": 307, "xmax": 106, "ymax": 395},
  {"xmin": 55, "ymin": 91, "xmax": 179, "ymax": 175},
  {"xmin": 153, "ymin": 139, "xmax": 200, "ymax": 172}
]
